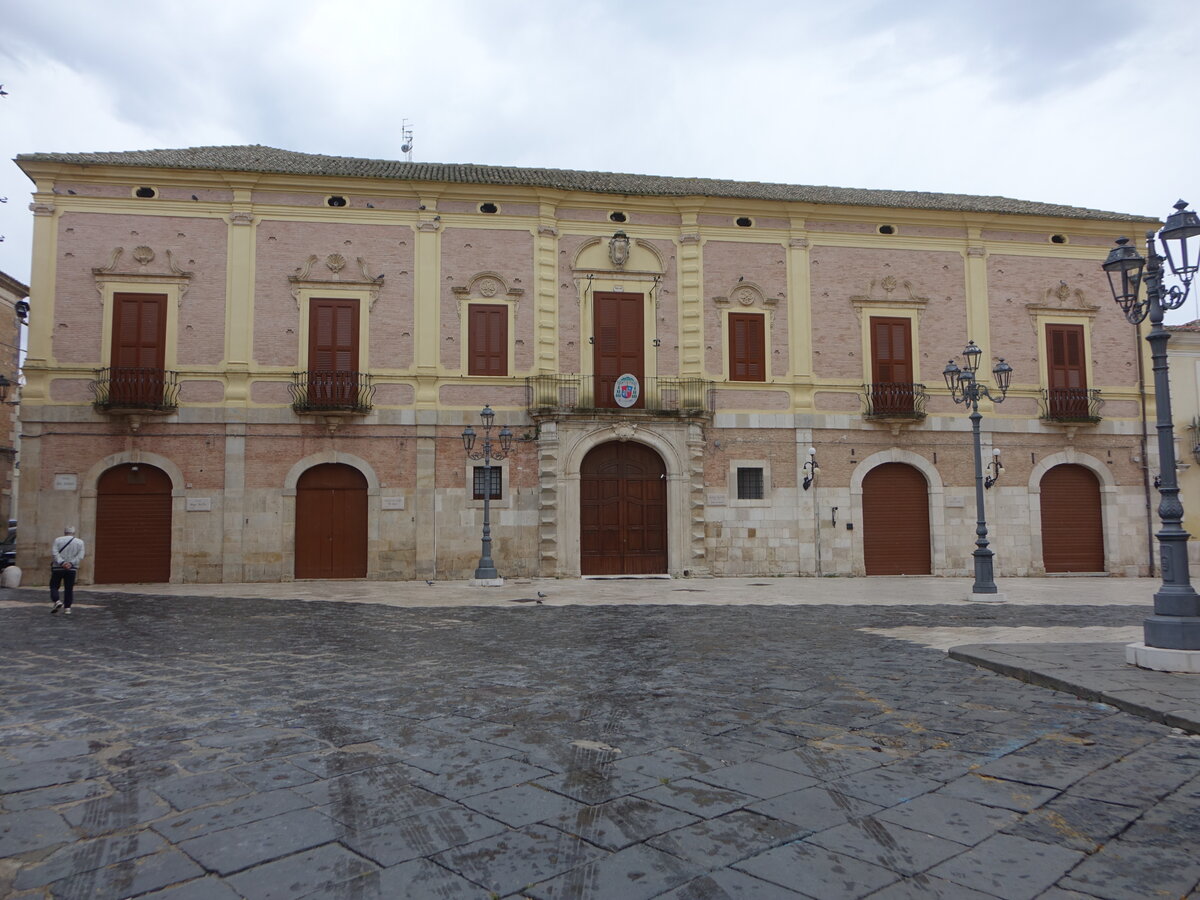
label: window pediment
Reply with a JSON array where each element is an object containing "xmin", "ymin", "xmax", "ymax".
[
  {"xmin": 93, "ymin": 246, "xmax": 193, "ymax": 304},
  {"xmin": 849, "ymin": 275, "xmax": 929, "ymax": 312},
  {"xmin": 713, "ymin": 282, "xmax": 777, "ymax": 309},
  {"xmin": 451, "ymin": 272, "xmax": 523, "ymax": 320},
  {"xmin": 1024, "ymin": 280, "xmax": 1100, "ymax": 323},
  {"xmin": 289, "ymin": 253, "xmax": 384, "ymax": 309}
]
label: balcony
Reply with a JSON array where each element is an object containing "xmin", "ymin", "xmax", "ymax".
[
  {"xmin": 862, "ymin": 383, "xmax": 928, "ymax": 420},
  {"xmin": 91, "ymin": 367, "xmax": 180, "ymax": 413},
  {"xmin": 290, "ymin": 371, "xmax": 375, "ymax": 415},
  {"xmin": 1040, "ymin": 388, "xmax": 1103, "ymax": 423},
  {"xmin": 526, "ymin": 375, "xmax": 715, "ymax": 416}
]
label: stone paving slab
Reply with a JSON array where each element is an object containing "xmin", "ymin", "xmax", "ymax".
[
  {"xmin": 949, "ymin": 642, "xmax": 1200, "ymax": 733},
  {"xmin": 3, "ymin": 584, "xmax": 1200, "ymax": 898}
]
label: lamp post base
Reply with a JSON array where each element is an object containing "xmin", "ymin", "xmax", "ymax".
[
  {"xmin": 1143, "ymin": 614, "xmax": 1200, "ymax": 651},
  {"xmin": 968, "ymin": 591, "xmax": 1007, "ymax": 603},
  {"xmin": 470, "ymin": 576, "xmax": 505, "ymax": 587},
  {"xmin": 1126, "ymin": 642, "xmax": 1200, "ymax": 673}
]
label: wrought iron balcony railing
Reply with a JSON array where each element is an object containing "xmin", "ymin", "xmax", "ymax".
[
  {"xmin": 526, "ymin": 374, "xmax": 715, "ymax": 415},
  {"xmin": 91, "ymin": 367, "xmax": 180, "ymax": 412},
  {"xmin": 290, "ymin": 371, "xmax": 375, "ymax": 414},
  {"xmin": 1040, "ymin": 388, "xmax": 1103, "ymax": 423},
  {"xmin": 862, "ymin": 382, "xmax": 928, "ymax": 419}
]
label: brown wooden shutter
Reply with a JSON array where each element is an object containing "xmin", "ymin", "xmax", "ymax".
[
  {"xmin": 468, "ymin": 304, "xmax": 508, "ymax": 376},
  {"xmin": 870, "ymin": 317, "xmax": 912, "ymax": 384},
  {"xmin": 869, "ymin": 317, "xmax": 914, "ymax": 414},
  {"xmin": 110, "ymin": 293, "xmax": 167, "ymax": 406},
  {"xmin": 729, "ymin": 313, "xmax": 765, "ymax": 382},
  {"xmin": 309, "ymin": 299, "xmax": 359, "ymax": 372},
  {"xmin": 1046, "ymin": 324, "xmax": 1087, "ymax": 417},
  {"xmin": 308, "ymin": 299, "xmax": 359, "ymax": 405},
  {"xmin": 1047, "ymin": 325, "xmax": 1085, "ymax": 390},
  {"xmin": 593, "ymin": 293, "xmax": 645, "ymax": 408},
  {"xmin": 112, "ymin": 293, "xmax": 167, "ymax": 369}
]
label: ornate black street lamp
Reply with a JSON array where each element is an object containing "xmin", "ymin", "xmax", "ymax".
[
  {"xmin": 1104, "ymin": 200, "xmax": 1200, "ymax": 658},
  {"xmin": 943, "ymin": 341, "xmax": 1013, "ymax": 598},
  {"xmin": 462, "ymin": 405, "xmax": 513, "ymax": 583}
]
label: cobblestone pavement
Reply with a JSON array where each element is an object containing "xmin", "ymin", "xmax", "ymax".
[{"xmin": 2, "ymin": 582, "xmax": 1199, "ymax": 899}]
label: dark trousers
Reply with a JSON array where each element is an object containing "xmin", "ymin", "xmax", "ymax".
[{"xmin": 50, "ymin": 568, "xmax": 77, "ymax": 608}]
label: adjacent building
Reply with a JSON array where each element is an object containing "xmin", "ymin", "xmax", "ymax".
[
  {"xmin": 13, "ymin": 146, "xmax": 1162, "ymax": 584},
  {"xmin": 0, "ymin": 270, "xmax": 28, "ymax": 526}
]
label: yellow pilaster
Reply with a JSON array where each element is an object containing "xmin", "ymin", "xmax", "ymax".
[
  {"xmin": 787, "ymin": 231, "xmax": 813, "ymax": 380},
  {"xmin": 23, "ymin": 183, "xmax": 59, "ymax": 400},
  {"xmin": 677, "ymin": 209, "xmax": 703, "ymax": 376},
  {"xmin": 414, "ymin": 201, "xmax": 442, "ymax": 406},
  {"xmin": 224, "ymin": 185, "xmax": 257, "ymax": 402},
  {"xmin": 535, "ymin": 198, "xmax": 560, "ymax": 374},
  {"xmin": 964, "ymin": 227, "xmax": 990, "ymax": 353}
]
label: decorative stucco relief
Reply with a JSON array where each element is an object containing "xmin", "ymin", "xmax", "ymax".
[
  {"xmin": 712, "ymin": 282, "xmax": 777, "ymax": 309},
  {"xmin": 288, "ymin": 254, "xmax": 385, "ymax": 309},
  {"xmin": 92, "ymin": 245, "xmax": 193, "ymax": 303},
  {"xmin": 450, "ymin": 272, "xmax": 524, "ymax": 319},
  {"xmin": 849, "ymin": 275, "xmax": 930, "ymax": 310}
]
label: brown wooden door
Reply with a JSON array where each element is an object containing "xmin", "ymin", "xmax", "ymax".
[
  {"xmin": 94, "ymin": 464, "xmax": 172, "ymax": 583},
  {"xmin": 1041, "ymin": 464, "xmax": 1104, "ymax": 572},
  {"xmin": 110, "ymin": 293, "xmax": 167, "ymax": 406},
  {"xmin": 862, "ymin": 463, "xmax": 931, "ymax": 575},
  {"xmin": 581, "ymin": 442, "xmax": 667, "ymax": 575},
  {"xmin": 1046, "ymin": 324, "xmax": 1088, "ymax": 418},
  {"xmin": 309, "ymin": 299, "xmax": 359, "ymax": 405},
  {"xmin": 593, "ymin": 293, "xmax": 644, "ymax": 409},
  {"xmin": 870, "ymin": 317, "xmax": 914, "ymax": 414},
  {"xmin": 295, "ymin": 464, "xmax": 368, "ymax": 579},
  {"xmin": 729, "ymin": 313, "xmax": 766, "ymax": 382}
]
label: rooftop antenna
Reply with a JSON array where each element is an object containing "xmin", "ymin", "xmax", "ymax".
[{"xmin": 400, "ymin": 120, "xmax": 414, "ymax": 162}]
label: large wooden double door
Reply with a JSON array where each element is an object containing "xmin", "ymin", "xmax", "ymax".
[
  {"xmin": 295, "ymin": 464, "xmax": 367, "ymax": 579},
  {"xmin": 581, "ymin": 442, "xmax": 667, "ymax": 575}
]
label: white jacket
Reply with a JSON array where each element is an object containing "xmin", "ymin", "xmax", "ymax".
[{"xmin": 52, "ymin": 535, "xmax": 86, "ymax": 568}]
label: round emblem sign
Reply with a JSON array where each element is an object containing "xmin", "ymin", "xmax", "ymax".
[{"xmin": 614, "ymin": 373, "xmax": 640, "ymax": 408}]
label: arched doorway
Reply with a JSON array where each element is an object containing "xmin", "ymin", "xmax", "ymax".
[
  {"xmin": 862, "ymin": 463, "xmax": 931, "ymax": 575},
  {"xmin": 1041, "ymin": 464, "xmax": 1104, "ymax": 573},
  {"xmin": 581, "ymin": 442, "xmax": 667, "ymax": 575},
  {"xmin": 95, "ymin": 463, "xmax": 172, "ymax": 583},
  {"xmin": 295, "ymin": 464, "xmax": 368, "ymax": 579}
]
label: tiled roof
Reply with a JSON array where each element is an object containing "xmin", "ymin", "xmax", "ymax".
[
  {"xmin": 1167, "ymin": 320, "xmax": 1200, "ymax": 332},
  {"xmin": 16, "ymin": 144, "xmax": 1152, "ymax": 222},
  {"xmin": 0, "ymin": 270, "xmax": 30, "ymax": 298}
]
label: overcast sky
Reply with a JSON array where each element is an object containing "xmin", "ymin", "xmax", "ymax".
[{"xmin": 3, "ymin": 0, "xmax": 1199, "ymax": 316}]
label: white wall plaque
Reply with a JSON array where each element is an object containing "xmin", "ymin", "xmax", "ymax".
[
  {"xmin": 614, "ymin": 373, "xmax": 640, "ymax": 408},
  {"xmin": 53, "ymin": 474, "xmax": 77, "ymax": 491},
  {"xmin": 186, "ymin": 497, "xmax": 212, "ymax": 511},
  {"xmin": 381, "ymin": 496, "xmax": 405, "ymax": 510}
]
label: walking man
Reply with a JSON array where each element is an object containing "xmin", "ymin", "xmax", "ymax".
[{"xmin": 50, "ymin": 526, "xmax": 85, "ymax": 615}]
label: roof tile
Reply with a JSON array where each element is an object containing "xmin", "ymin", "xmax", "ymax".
[{"xmin": 15, "ymin": 145, "xmax": 1153, "ymax": 221}]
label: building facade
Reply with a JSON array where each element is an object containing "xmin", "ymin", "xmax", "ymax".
[
  {"xmin": 14, "ymin": 146, "xmax": 1162, "ymax": 584},
  {"xmin": 0, "ymin": 271, "xmax": 28, "ymax": 526}
]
